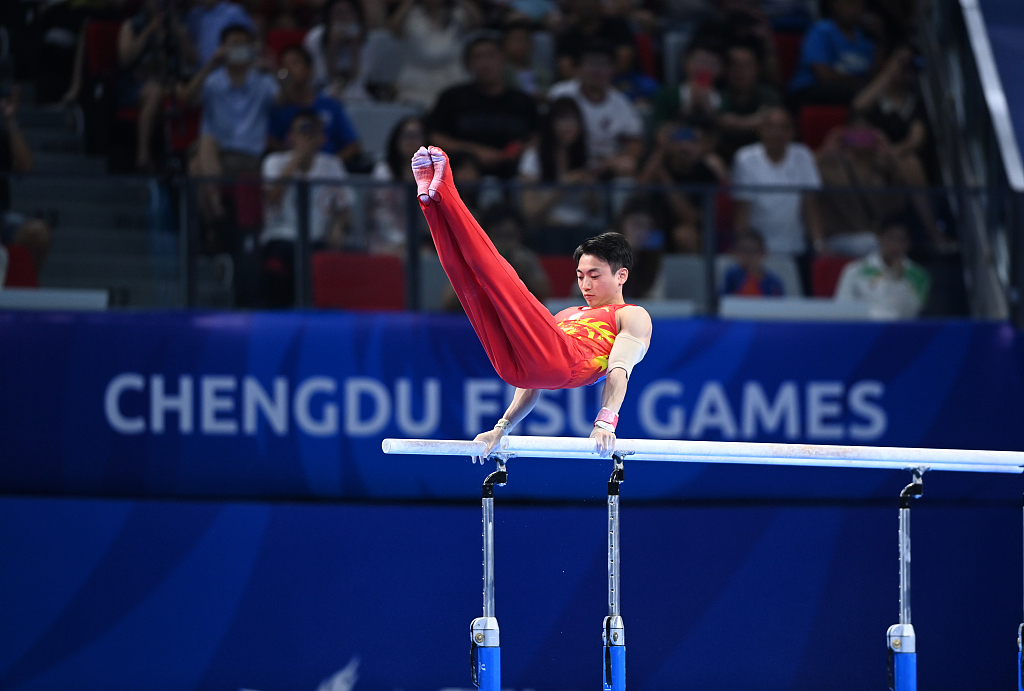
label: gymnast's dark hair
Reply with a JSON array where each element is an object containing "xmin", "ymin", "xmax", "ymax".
[{"xmin": 574, "ymin": 232, "xmax": 633, "ymax": 273}]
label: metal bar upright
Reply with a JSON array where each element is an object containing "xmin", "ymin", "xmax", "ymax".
[
  {"xmin": 471, "ymin": 459, "xmax": 506, "ymax": 691},
  {"xmin": 603, "ymin": 454, "xmax": 626, "ymax": 691},
  {"xmin": 1018, "ymin": 493, "xmax": 1023, "ymax": 691},
  {"xmin": 888, "ymin": 469, "xmax": 923, "ymax": 691}
]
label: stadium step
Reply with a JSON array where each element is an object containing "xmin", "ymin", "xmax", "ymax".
[
  {"xmin": 11, "ymin": 176, "xmax": 152, "ymax": 205},
  {"xmin": 11, "ymin": 200, "xmax": 150, "ymax": 231},
  {"xmin": 30, "ymin": 153, "xmax": 107, "ymax": 175},
  {"xmin": 51, "ymin": 226, "xmax": 169, "ymax": 256}
]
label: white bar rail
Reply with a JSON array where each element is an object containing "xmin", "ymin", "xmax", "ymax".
[{"xmin": 380, "ymin": 436, "xmax": 1024, "ymax": 474}]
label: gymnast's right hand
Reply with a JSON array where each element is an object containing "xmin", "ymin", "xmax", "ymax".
[{"xmin": 472, "ymin": 427, "xmax": 504, "ymax": 465}]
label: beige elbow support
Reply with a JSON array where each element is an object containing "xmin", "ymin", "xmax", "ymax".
[{"xmin": 607, "ymin": 334, "xmax": 647, "ymax": 379}]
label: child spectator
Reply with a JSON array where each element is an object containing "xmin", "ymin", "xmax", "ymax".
[
  {"xmin": 518, "ymin": 97, "xmax": 601, "ymax": 250},
  {"xmin": 390, "ymin": 0, "xmax": 482, "ymax": 109},
  {"xmin": 834, "ymin": 219, "xmax": 929, "ymax": 319},
  {"xmin": 717, "ymin": 38, "xmax": 783, "ymax": 162},
  {"xmin": 617, "ymin": 195, "xmax": 666, "ymax": 300},
  {"xmin": 186, "ymin": 0, "xmax": 255, "ymax": 66},
  {"xmin": 181, "ymin": 24, "xmax": 278, "ymax": 238},
  {"xmin": 426, "ymin": 34, "xmax": 538, "ymax": 179},
  {"xmin": 261, "ymin": 109, "xmax": 352, "ymax": 306},
  {"xmin": 117, "ymin": 0, "xmax": 196, "ymax": 170},
  {"xmin": 788, "ymin": 0, "xmax": 878, "ymax": 107},
  {"xmin": 651, "ymin": 37, "xmax": 724, "ymax": 128},
  {"xmin": 303, "ymin": 0, "xmax": 373, "ymax": 102},
  {"xmin": 269, "ymin": 45, "xmax": 362, "ymax": 169},
  {"xmin": 722, "ymin": 231, "xmax": 785, "ymax": 296},
  {"xmin": 548, "ymin": 40, "xmax": 643, "ymax": 179}
]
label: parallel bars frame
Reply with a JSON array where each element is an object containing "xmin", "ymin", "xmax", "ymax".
[{"xmin": 382, "ymin": 436, "xmax": 1024, "ymax": 691}]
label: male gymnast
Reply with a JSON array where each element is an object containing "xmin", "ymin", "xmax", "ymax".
[{"xmin": 412, "ymin": 146, "xmax": 653, "ymax": 459}]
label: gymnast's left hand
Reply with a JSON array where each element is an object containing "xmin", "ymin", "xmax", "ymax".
[
  {"xmin": 591, "ymin": 426, "xmax": 616, "ymax": 457},
  {"xmin": 472, "ymin": 428, "xmax": 504, "ymax": 464}
]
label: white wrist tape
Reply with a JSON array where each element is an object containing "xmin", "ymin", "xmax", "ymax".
[{"xmin": 607, "ymin": 333, "xmax": 647, "ymax": 379}]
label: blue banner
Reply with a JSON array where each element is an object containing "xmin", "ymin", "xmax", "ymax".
[
  {"xmin": 0, "ymin": 495, "xmax": 1016, "ymax": 691},
  {"xmin": 1, "ymin": 311, "xmax": 1023, "ymax": 500}
]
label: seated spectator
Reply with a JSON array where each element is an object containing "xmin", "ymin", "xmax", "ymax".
[
  {"xmin": 117, "ymin": 0, "xmax": 196, "ymax": 171},
  {"xmin": 186, "ymin": 0, "xmax": 254, "ymax": 67},
  {"xmin": 722, "ymin": 231, "xmax": 785, "ymax": 296},
  {"xmin": 269, "ymin": 45, "xmax": 362, "ymax": 169},
  {"xmin": 548, "ymin": 40, "xmax": 643, "ymax": 179},
  {"xmin": 502, "ymin": 20, "xmax": 553, "ymax": 99},
  {"xmin": 1, "ymin": 89, "xmax": 52, "ymax": 273},
  {"xmin": 834, "ymin": 219, "xmax": 929, "ymax": 319},
  {"xmin": 640, "ymin": 116, "xmax": 728, "ymax": 254},
  {"xmin": 303, "ymin": 0, "xmax": 373, "ymax": 103},
  {"xmin": 815, "ymin": 117, "xmax": 913, "ymax": 257},
  {"xmin": 518, "ymin": 97, "xmax": 601, "ymax": 246},
  {"xmin": 442, "ymin": 204, "xmax": 550, "ymax": 311},
  {"xmin": 181, "ymin": 24, "xmax": 278, "ymax": 241},
  {"xmin": 651, "ymin": 37, "xmax": 724, "ymax": 128},
  {"xmin": 715, "ymin": 0, "xmax": 783, "ymax": 86},
  {"xmin": 261, "ymin": 109, "xmax": 352, "ymax": 306},
  {"xmin": 448, "ymin": 150, "xmax": 504, "ymax": 216},
  {"xmin": 617, "ymin": 195, "xmax": 666, "ymax": 300},
  {"xmin": 788, "ymin": 0, "xmax": 878, "ymax": 107},
  {"xmin": 370, "ymin": 116, "xmax": 428, "ymax": 255},
  {"xmin": 390, "ymin": 0, "xmax": 482, "ymax": 109},
  {"xmin": 426, "ymin": 34, "xmax": 539, "ymax": 179},
  {"xmin": 717, "ymin": 38, "xmax": 783, "ymax": 161},
  {"xmin": 731, "ymin": 107, "xmax": 824, "ymax": 291},
  {"xmin": 555, "ymin": 0, "xmax": 635, "ymax": 81}
]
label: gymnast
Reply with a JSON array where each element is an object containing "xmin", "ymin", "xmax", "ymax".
[{"xmin": 411, "ymin": 146, "xmax": 653, "ymax": 459}]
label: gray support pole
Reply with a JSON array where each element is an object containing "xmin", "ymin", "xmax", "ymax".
[
  {"xmin": 405, "ymin": 181, "xmax": 421, "ymax": 311},
  {"xmin": 701, "ymin": 189, "xmax": 717, "ymax": 316},
  {"xmin": 888, "ymin": 469, "xmax": 923, "ymax": 691},
  {"xmin": 294, "ymin": 179, "xmax": 311, "ymax": 307}
]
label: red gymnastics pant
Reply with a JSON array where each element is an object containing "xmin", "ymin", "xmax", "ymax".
[{"xmin": 417, "ymin": 149, "xmax": 584, "ymax": 390}]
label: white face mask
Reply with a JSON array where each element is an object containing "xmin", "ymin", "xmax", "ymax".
[{"xmin": 226, "ymin": 44, "xmax": 255, "ymax": 65}]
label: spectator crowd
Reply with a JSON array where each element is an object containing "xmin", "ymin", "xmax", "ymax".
[{"xmin": 1, "ymin": 0, "xmax": 949, "ymax": 318}]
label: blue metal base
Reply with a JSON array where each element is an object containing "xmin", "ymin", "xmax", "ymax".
[
  {"xmin": 1018, "ymin": 650, "xmax": 1022, "ymax": 691},
  {"xmin": 475, "ymin": 646, "xmax": 500, "ymax": 691},
  {"xmin": 603, "ymin": 645, "xmax": 625, "ymax": 690},
  {"xmin": 892, "ymin": 652, "xmax": 916, "ymax": 691}
]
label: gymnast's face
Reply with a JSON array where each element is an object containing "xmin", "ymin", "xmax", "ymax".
[{"xmin": 577, "ymin": 254, "xmax": 627, "ymax": 307}]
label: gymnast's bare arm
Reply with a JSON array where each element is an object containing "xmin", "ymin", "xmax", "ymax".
[
  {"xmin": 472, "ymin": 387, "xmax": 541, "ymax": 463},
  {"xmin": 591, "ymin": 305, "xmax": 653, "ymax": 456}
]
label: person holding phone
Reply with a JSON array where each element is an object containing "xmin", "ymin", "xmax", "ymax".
[
  {"xmin": 651, "ymin": 37, "xmax": 724, "ymax": 130},
  {"xmin": 180, "ymin": 24, "xmax": 278, "ymax": 248}
]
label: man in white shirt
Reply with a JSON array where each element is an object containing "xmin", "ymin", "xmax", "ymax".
[
  {"xmin": 834, "ymin": 220, "xmax": 929, "ymax": 320},
  {"xmin": 261, "ymin": 109, "xmax": 352, "ymax": 306},
  {"xmin": 547, "ymin": 40, "xmax": 643, "ymax": 177},
  {"xmin": 731, "ymin": 107, "xmax": 825, "ymax": 292}
]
